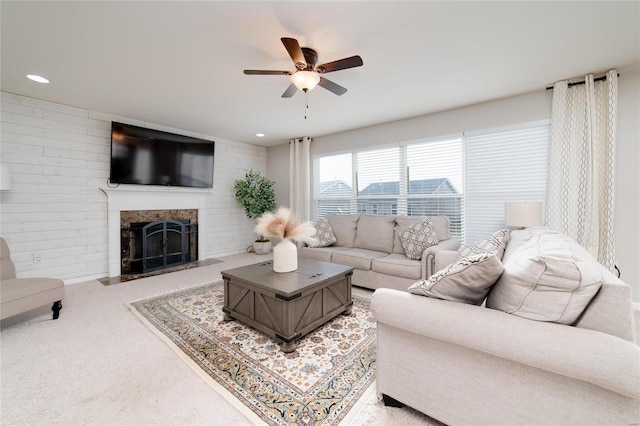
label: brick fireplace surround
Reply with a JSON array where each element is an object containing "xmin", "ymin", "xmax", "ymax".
[{"xmin": 101, "ymin": 186, "xmax": 210, "ymax": 277}]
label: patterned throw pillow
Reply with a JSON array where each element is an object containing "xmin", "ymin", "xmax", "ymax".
[
  {"xmin": 408, "ymin": 253, "xmax": 504, "ymax": 305},
  {"xmin": 307, "ymin": 218, "xmax": 337, "ymax": 248},
  {"xmin": 458, "ymin": 228, "xmax": 510, "ymax": 261},
  {"xmin": 398, "ymin": 218, "xmax": 439, "ymax": 260}
]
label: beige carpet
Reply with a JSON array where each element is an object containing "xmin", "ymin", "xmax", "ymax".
[{"xmin": 0, "ymin": 252, "xmax": 442, "ymax": 425}]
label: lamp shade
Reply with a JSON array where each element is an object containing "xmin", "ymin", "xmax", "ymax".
[
  {"xmin": 291, "ymin": 71, "xmax": 320, "ymax": 92},
  {"xmin": 0, "ymin": 165, "xmax": 11, "ymax": 191},
  {"xmin": 505, "ymin": 201, "xmax": 542, "ymax": 227}
]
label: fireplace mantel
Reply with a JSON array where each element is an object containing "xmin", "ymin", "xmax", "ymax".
[{"xmin": 100, "ymin": 186, "xmax": 211, "ymax": 277}]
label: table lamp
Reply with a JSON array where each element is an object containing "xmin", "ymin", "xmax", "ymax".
[{"xmin": 505, "ymin": 201, "xmax": 542, "ymax": 229}]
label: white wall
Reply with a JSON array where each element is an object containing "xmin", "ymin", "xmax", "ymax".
[
  {"xmin": 615, "ymin": 67, "xmax": 640, "ymax": 300},
  {"xmin": 267, "ymin": 68, "xmax": 640, "ymax": 301},
  {"xmin": 0, "ymin": 92, "xmax": 266, "ymax": 282}
]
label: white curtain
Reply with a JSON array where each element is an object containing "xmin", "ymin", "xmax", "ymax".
[
  {"xmin": 546, "ymin": 69, "xmax": 617, "ymax": 271},
  {"xmin": 289, "ymin": 137, "xmax": 312, "ymax": 221}
]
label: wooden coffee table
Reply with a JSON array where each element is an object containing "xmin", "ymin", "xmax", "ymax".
[{"xmin": 221, "ymin": 258, "xmax": 354, "ymax": 353}]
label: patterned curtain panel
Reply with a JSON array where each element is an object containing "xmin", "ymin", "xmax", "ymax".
[
  {"xmin": 289, "ymin": 137, "xmax": 312, "ymax": 221},
  {"xmin": 546, "ymin": 69, "xmax": 618, "ymax": 271}
]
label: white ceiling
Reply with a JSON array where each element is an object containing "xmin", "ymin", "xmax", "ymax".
[{"xmin": 2, "ymin": 1, "xmax": 638, "ymax": 147}]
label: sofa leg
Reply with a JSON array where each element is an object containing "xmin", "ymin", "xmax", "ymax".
[
  {"xmin": 382, "ymin": 394, "xmax": 404, "ymax": 408},
  {"xmin": 51, "ymin": 301, "xmax": 62, "ymax": 320}
]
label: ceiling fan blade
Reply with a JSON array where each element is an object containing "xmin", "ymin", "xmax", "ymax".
[
  {"xmin": 316, "ymin": 55, "xmax": 363, "ymax": 73},
  {"xmin": 281, "ymin": 37, "xmax": 307, "ymax": 70},
  {"xmin": 318, "ymin": 77, "xmax": 347, "ymax": 96},
  {"xmin": 244, "ymin": 70, "xmax": 291, "ymax": 75},
  {"xmin": 281, "ymin": 83, "xmax": 297, "ymax": 98}
]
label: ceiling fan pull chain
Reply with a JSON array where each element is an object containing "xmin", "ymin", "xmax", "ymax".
[{"xmin": 304, "ymin": 89, "xmax": 309, "ymax": 119}]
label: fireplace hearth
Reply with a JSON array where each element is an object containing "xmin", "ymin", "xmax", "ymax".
[{"xmin": 102, "ymin": 187, "xmax": 210, "ymax": 278}]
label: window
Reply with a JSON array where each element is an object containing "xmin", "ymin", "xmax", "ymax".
[
  {"xmin": 464, "ymin": 123, "xmax": 549, "ymax": 243},
  {"xmin": 356, "ymin": 147, "xmax": 400, "ymax": 216},
  {"xmin": 313, "ymin": 138, "xmax": 463, "ymax": 239},
  {"xmin": 312, "ymin": 122, "xmax": 549, "ymax": 243},
  {"xmin": 314, "ymin": 153, "xmax": 353, "ymax": 217},
  {"xmin": 406, "ymin": 138, "xmax": 463, "ymax": 237}
]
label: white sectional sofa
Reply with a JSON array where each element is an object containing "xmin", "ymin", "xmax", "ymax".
[
  {"xmin": 371, "ymin": 227, "xmax": 640, "ymax": 425},
  {"xmin": 299, "ymin": 214, "xmax": 459, "ymax": 292}
]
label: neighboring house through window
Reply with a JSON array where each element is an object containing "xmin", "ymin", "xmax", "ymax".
[{"xmin": 312, "ymin": 122, "xmax": 548, "ymax": 243}]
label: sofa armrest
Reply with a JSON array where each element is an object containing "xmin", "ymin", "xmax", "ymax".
[
  {"xmin": 371, "ymin": 288, "xmax": 640, "ymax": 399},
  {"xmin": 422, "ymin": 238, "xmax": 460, "ymax": 278},
  {"xmin": 433, "ymin": 249, "xmax": 458, "ymax": 273}
]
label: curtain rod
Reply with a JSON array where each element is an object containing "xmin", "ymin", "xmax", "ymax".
[{"xmin": 545, "ymin": 73, "xmax": 620, "ymax": 91}]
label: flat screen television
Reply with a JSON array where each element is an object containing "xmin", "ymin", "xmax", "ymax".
[{"xmin": 109, "ymin": 122, "xmax": 215, "ymax": 188}]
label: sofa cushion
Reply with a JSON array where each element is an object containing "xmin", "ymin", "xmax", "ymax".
[
  {"xmin": 1, "ymin": 277, "xmax": 65, "ymax": 303},
  {"xmin": 487, "ymin": 231, "xmax": 603, "ymax": 325},
  {"xmin": 331, "ymin": 248, "xmax": 388, "ymax": 271},
  {"xmin": 307, "ymin": 218, "xmax": 337, "ymax": 248},
  {"xmin": 501, "ymin": 226, "xmax": 550, "ymax": 263},
  {"xmin": 399, "ymin": 218, "xmax": 439, "ymax": 260},
  {"xmin": 458, "ymin": 228, "xmax": 509, "ymax": 261},
  {"xmin": 298, "ymin": 246, "xmax": 348, "ymax": 262},
  {"xmin": 408, "ymin": 253, "xmax": 504, "ymax": 305},
  {"xmin": 372, "ymin": 254, "xmax": 422, "ymax": 280},
  {"xmin": 355, "ymin": 215, "xmax": 396, "ymax": 253},
  {"xmin": 428, "ymin": 216, "xmax": 451, "ymax": 241},
  {"xmin": 326, "ymin": 215, "xmax": 360, "ymax": 247}
]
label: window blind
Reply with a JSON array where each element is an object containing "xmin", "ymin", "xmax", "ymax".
[
  {"xmin": 313, "ymin": 153, "xmax": 354, "ymax": 218},
  {"xmin": 356, "ymin": 147, "xmax": 400, "ymax": 215},
  {"xmin": 313, "ymin": 139, "xmax": 464, "ymax": 238},
  {"xmin": 464, "ymin": 123, "xmax": 550, "ymax": 243},
  {"xmin": 406, "ymin": 138, "xmax": 463, "ymax": 238}
]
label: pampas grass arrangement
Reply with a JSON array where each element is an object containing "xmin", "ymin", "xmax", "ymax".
[{"xmin": 255, "ymin": 207, "xmax": 317, "ymax": 244}]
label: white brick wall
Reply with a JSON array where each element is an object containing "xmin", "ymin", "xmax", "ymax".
[{"xmin": 0, "ymin": 92, "xmax": 266, "ymax": 282}]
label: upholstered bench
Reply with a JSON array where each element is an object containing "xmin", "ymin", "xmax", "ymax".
[{"xmin": 1, "ymin": 238, "xmax": 64, "ymax": 320}]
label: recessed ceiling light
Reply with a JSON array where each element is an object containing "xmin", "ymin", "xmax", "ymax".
[
  {"xmin": 256, "ymin": 133, "xmax": 265, "ymax": 137},
  {"xmin": 26, "ymin": 74, "xmax": 49, "ymax": 84}
]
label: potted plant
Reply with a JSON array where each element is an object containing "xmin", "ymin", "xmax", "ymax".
[{"xmin": 234, "ymin": 170, "xmax": 277, "ymax": 254}]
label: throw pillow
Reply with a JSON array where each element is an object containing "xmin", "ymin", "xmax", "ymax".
[
  {"xmin": 408, "ymin": 253, "xmax": 504, "ymax": 305},
  {"xmin": 458, "ymin": 228, "xmax": 510, "ymax": 261},
  {"xmin": 486, "ymin": 232, "xmax": 602, "ymax": 325},
  {"xmin": 398, "ymin": 218, "xmax": 439, "ymax": 260},
  {"xmin": 307, "ymin": 218, "xmax": 337, "ymax": 248}
]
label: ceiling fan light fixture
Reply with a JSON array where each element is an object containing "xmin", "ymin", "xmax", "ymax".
[{"xmin": 291, "ymin": 71, "xmax": 320, "ymax": 92}]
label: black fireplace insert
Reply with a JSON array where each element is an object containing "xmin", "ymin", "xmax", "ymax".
[{"xmin": 121, "ymin": 219, "xmax": 198, "ymax": 274}]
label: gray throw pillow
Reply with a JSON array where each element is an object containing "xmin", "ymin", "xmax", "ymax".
[
  {"xmin": 486, "ymin": 232, "xmax": 602, "ymax": 325},
  {"xmin": 458, "ymin": 228, "xmax": 510, "ymax": 261},
  {"xmin": 307, "ymin": 218, "xmax": 337, "ymax": 248},
  {"xmin": 398, "ymin": 218, "xmax": 439, "ymax": 260},
  {"xmin": 409, "ymin": 253, "xmax": 504, "ymax": 305}
]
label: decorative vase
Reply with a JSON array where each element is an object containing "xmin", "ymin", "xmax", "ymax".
[
  {"xmin": 253, "ymin": 240, "xmax": 272, "ymax": 255},
  {"xmin": 273, "ymin": 238, "xmax": 297, "ymax": 273}
]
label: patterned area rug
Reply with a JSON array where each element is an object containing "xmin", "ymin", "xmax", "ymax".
[{"xmin": 128, "ymin": 281, "xmax": 377, "ymax": 425}]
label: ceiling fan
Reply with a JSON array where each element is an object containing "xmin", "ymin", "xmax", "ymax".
[{"xmin": 244, "ymin": 37, "xmax": 363, "ymax": 98}]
